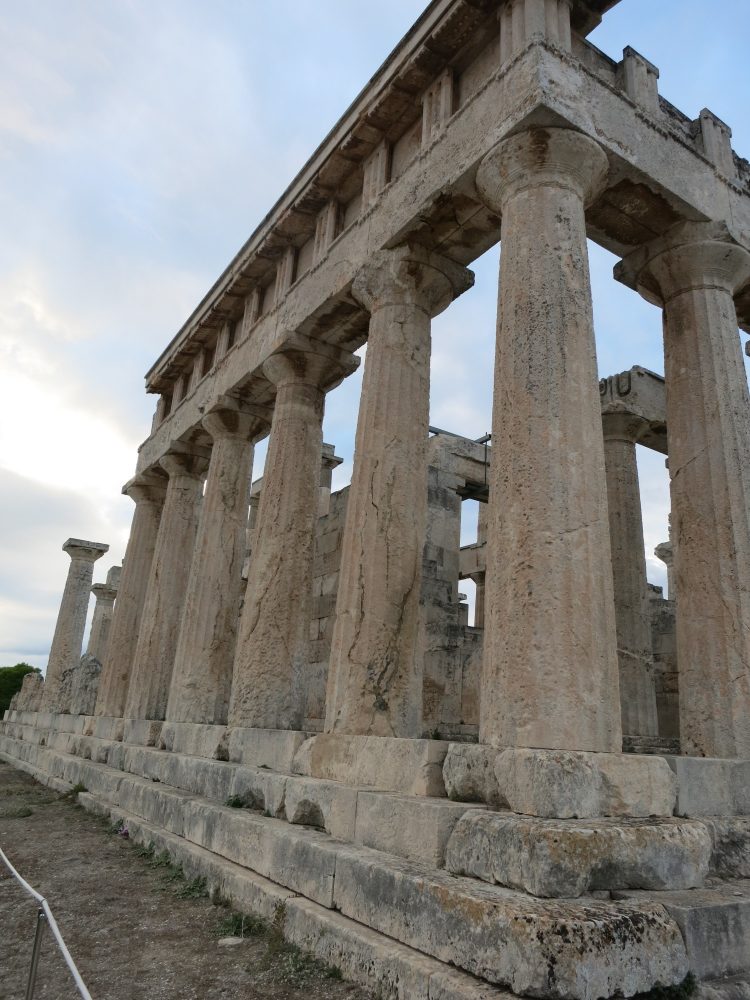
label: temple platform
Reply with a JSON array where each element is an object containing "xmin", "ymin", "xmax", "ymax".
[{"xmin": 2, "ymin": 710, "xmax": 749, "ymax": 1000}]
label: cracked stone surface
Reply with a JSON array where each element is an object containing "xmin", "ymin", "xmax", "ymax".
[
  {"xmin": 475, "ymin": 127, "xmax": 621, "ymax": 753},
  {"xmin": 326, "ymin": 245, "xmax": 473, "ymax": 738}
]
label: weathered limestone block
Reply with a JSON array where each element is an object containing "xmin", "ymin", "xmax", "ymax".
[
  {"xmin": 332, "ymin": 850, "xmax": 688, "ymax": 999},
  {"xmin": 67, "ymin": 654, "xmax": 103, "ymax": 716},
  {"xmin": 326, "ymin": 245, "xmax": 473, "ymax": 739},
  {"xmin": 443, "ymin": 743, "xmax": 507, "ymax": 809},
  {"xmin": 445, "ymin": 812, "xmax": 711, "ymax": 897},
  {"xmin": 476, "ymin": 127, "xmax": 621, "ymax": 753},
  {"xmin": 701, "ymin": 817, "xmax": 750, "ymax": 879},
  {"xmin": 96, "ymin": 475, "xmax": 165, "ymax": 718},
  {"xmin": 123, "ymin": 719, "xmax": 163, "ymax": 747},
  {"xmin": 230, "ymin": 766, "xmax": 288, "ymax": 818},
  {"xmin": 283, "ymin": 775, "xmax": 358, "ymax": 840},
  {"xmin": 226, "ymin": 727, "xmax": 307, "ymax": 772},
  {"xmin": 230, "ymin": 340, "xmax": 357, "ymax": 731},
  {"xmin": 292, "ymin": 733, "xmax": 448, "ymax": 796},
  {"xmin": 158, "ymin": 722, "xmax": 228, "ymax": 759},
  {"xmin": 353, "ymin": 792, "xmax": 483, "ymax": 867},
  {"xmin": 10, "ymin": 672, "xmax": 44, "ymax": 713},
  {"xmin": 664, "ymin": 756, "xmax": 750, "ymax": 818},
  {"xmin": 616, "ymin": 221, "xmax": 750, "ymax": 758},
  {"xmin": 494, "ymin": 748, "xmax": 677, "ymax": 819},
  {"xmin": 43, "ymin": 538, "xmax": 109, "ymax": 711},
  {"xmin": 614, "ymin": 883, "xmax": 750, "ymax": 981}
]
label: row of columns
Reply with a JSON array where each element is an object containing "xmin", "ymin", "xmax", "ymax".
[{"xmin": 85, "ymin": 125, "xmax": 750, "ymax": 761}]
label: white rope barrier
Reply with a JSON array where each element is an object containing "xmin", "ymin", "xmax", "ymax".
[{"xmin": 0, "ymin": 845, "xmax": 93, "ymax": 1000}]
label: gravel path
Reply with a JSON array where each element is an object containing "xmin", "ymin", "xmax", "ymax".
[{"xmin": 0, "ymin": 760, "xmax": 374, "ymax": 1000}]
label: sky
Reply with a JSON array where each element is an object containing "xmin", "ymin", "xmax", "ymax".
[{"xmin": 1, "ymin": 0, "xmax": 749, "ymax": 669}]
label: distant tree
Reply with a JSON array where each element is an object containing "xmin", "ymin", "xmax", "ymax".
[{"xmin": 0, "ymin": 663, "xmax": 40, "ymax": 714}]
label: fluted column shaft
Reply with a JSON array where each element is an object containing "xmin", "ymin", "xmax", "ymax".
[
  {"xmin": 634, "ymin": 225, "xmax": 750, "ymax": 757},
  {"xmin": 325, "ymin": 246, "xmax": 473, "ymax": 737},
  {"xmin": 124, "ymin": 452, "xmax": 207, "ymax": 721},
  {"xmin": 86, "ymin": 583, "xmax": 118, "ymax": 663},
  {"xmin": 229, "ymin": 345, "xmax": 357, "ymax": 730},
  {"xmin": 95, "ymin": 478, "xmax": 165, "ymax": 717},
  {"xmin": 475, "ymin": 127, "xmax": 621, "ymax": 752},
  {"xmin": 472, "ymin": 502, "xmax": 489, "ymax": 629},
  {"xmin": 166, "ymin": 404, "xmax": 270, "ymax": 725},
  {"xmin": 602, "ymin": 413, "xmax": 659, "ymax": 738},
  {"xmin": 43, "ymin": 539, "xmax": 108, "ymax": 710}
]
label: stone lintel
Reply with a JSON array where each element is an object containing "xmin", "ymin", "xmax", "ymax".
[{"xmin": 599, "ymin": 366, "xmax": 667, "ymax": 454}]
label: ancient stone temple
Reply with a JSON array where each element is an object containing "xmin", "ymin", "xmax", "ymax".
[{"xmin": 3, "ymin": 2, "xmax": 749, "ymax": 996}]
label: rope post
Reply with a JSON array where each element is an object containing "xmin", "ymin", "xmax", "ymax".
[{"xmin": 25, "ymin": 906, "xmax": 47, "ymax": 1000}]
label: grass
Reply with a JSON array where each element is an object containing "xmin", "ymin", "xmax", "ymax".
[
  {"xmin": 212, "ymin": 900, "xmax": 343, "ymax": 985},
  {"xmin": 215, "ymin": 910, "xmax": 268, "ymax": 938},
  {"xmin": 0, "ymin": 805, "xmax": 33, "ymax": 818},
  {"xmin": 177, "ymin": 877, "xmax": 208, "ymax": 899},
  {"xmin": 123, "ymin": 833, "xmax": 346, "ymax": 987},
  {"xmin": 61, "ymin": 782, "xmax": 87, "ymax": 799}
]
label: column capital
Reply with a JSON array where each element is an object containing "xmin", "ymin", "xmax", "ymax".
[
  {"xmin": 615, "ymin": 220, "xmax": 750, "ymax": 305},
  {"xmin": 91, "ymin": 583, "xmax": 117, "ymax": 603},
  {"xmin": 352, "ymin": 244, "xmax": 473, "ymax": 319},
  {"xmin": 601, "ymin": 410, "xmax": 652, "ymax": 444},
  {"xmin": 476, "ymin": 127, "xmax": 609, "ymax": 211},
  {"xmin": 123, "ymin": 471, "xmax": 167, "ymax": 506},
  {"xmin": 262, "ymin": 335, "xmax": 359, "ymax": 393},
  {"xmin": 62, "ymin": 538, "xmax": 109, "ymax": 562},
  {"xmin": 654, "ymin": 540, "xmax": 674, "ymax": 569},
  {"xmin": 159, "ymin": 449, "xmax": 210, "ymax": 481},
  {"xmin": 202, "ymin": 397, "xmax": 272, "ymax": 443}
]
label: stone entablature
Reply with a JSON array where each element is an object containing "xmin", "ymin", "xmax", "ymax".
[{"xmin": 137, "ymin": 0, "xmax": 750, "ymax": 479}]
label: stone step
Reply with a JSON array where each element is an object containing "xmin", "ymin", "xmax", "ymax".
[
  {"xmin": 698, "ymin": 976, "xmax": 750, "ymax": 1000},
  {"xmin": 2, "ymin": 725, "xmax": 481, "ymax": 868},
  {"xmin": 444, "ymin": 811, "xmax": 712, "ymax": 897},
  {"xmin": 28, "ymin": 722, "xmax": 750, "ymax": 885},
  {"xmin": 3, "ymin": 712, "xmax": 452, "ymax": 796},
  {"xmin": 0, "ymin": 734, "xmax": 689, "ymax": 1000},
  {"xmin": 77, "ymin": 792, "xmax": 513, "ymax": 1000},
  {"xmin": 614, "ymin": 882, "xmax": 750, "ymax": 981}
]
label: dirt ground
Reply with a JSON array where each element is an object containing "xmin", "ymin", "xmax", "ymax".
[{"xmin": 0, "ymin": 760, "xmax": 374, "ymax": 1000}]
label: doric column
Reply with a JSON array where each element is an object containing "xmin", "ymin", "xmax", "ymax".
[
  {"xmin": 229, "ymin": 339, "xmax": 358, "ymax": 730},
  {"xmin": 472, "ymin": 502, "xmax": 489, "ymax": 629},
  {"xmin": 95, "ymin": 474, "xmax": 166, "ymax": 717},
  {"xmin": 326, "ymin": 245, "xmax": 473, "ymax": 737},
  {"xmin": 617, "ymin": 221, "xmax": 750, "ymax": 758},
  {"xmin": 602, "ymin": 412, "xmax": 659, "ymax": 738},
  {"xmin": 43, "ymin": 538, "xmax": 108, "ymax": 710},
  {"xmin": 166, "ymin": 400, "xmax": 270, "ymax": 725},
  {"xmin": 124, "ymin": 450, "xmax": 208, "ymax": 721},
  {"xmin": 86, "ymin": 566, "xmax": 121, "ymax": 663},
  {"xmin": 655, "ymin": 539, "xmax": 675, "ymax": 600},
  {"xmin": 475, "ymin": 127, "xmax": 621, "ymax": 752}
]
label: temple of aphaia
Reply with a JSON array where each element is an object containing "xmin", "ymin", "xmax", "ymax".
[{"xmin": 3, "ymin": 1, "xmax": 749, "ymax": 996}]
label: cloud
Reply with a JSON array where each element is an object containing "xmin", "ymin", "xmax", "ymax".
[{"xmin": 0, "ymin": 0, "xmax": 747, "ymax": 669}]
